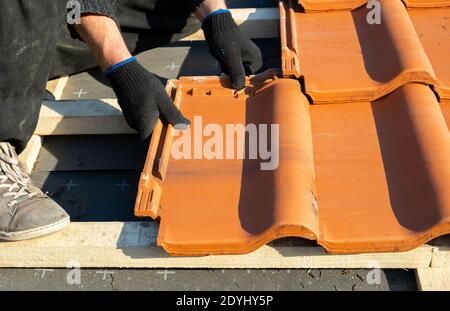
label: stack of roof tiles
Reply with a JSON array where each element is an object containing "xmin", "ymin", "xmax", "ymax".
[{"xmin": 135, "ymin": 0, "xmax": 450, "ymax": 256}]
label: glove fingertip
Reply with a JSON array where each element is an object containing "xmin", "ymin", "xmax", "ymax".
[
  {"xmin": 232, "ymin": 78, "xmax": 246, "ymax": 91},
  {"xmin": 170, "ymin": 115, "xmax": 191, "ymax": 130},
  {"xmin": 174, "ymin": 122, "xmax": 191, "ymax": 131}
]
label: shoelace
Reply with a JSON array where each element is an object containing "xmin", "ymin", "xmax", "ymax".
[{"xmin": 0, "ymin": 143, "xmax": 38, "ymax": 207}]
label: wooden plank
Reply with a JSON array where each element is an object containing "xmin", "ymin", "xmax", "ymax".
[
  {"xmin": 182, "ymin": 8, "xmax": 279, "ymax": 40},
  {"xmin": 18, "ymin": 135, "xmax": 42, "ymax": 174},
  {"xmin": 0, "ymin": 222, "xmax": 433, "ymax": 268},
  {"xmin": 428, "ymin": 236, "xmax": 450, "ymax": 268},
  {"xmin": 416, "ymin": 268, "xmax": 450, "ymax": 291},
  {"xmin": 36, "ymin": 99, "xmax": 134, "ymax": 135},
  {"xmin": 431, "ymin": 247, "xmax": 450, "ymax": 268},
  {"xmin": 46, "ymin": 79, "xmax": 59, "ymax": 95},
  {"xmin": 46, "ymin": 76, "xmax": 69, "ymax": 100}
]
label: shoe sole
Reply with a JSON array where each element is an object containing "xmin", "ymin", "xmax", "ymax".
[{"xmin": 0, "ymin": 216, "xmax": 70, "ymax": 241}]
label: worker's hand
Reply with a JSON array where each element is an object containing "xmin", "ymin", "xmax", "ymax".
[
  {"xmin": 106, "ymin": 57, "xmax": 190, "ymax": 140},
  {"xmin": 202, "ymin": 10, "xmax": 263, "ymax": 90}
]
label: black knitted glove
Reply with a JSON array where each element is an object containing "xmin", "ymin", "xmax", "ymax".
[
  {"xmin": 106, "ymin": 60, "xmax": 190, "ymax": 141},
  {"xmin": 202, "ymin": 11, "xmax": 263, "ymax": 90}
]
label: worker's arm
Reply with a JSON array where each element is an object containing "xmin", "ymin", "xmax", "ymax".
[
  {"xmin": 193, "ymin": 0, "xmax": 263, "ymax": 90},
  {"xmin": 73, "ymin": 15, "xmax": 130, "ymax": 71},
  {"xmin": 74, "ymin": 15, "xmax": 190, "ymax": 142}
]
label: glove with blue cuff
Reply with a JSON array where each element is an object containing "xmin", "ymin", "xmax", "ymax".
[
  {"xmin": 105, "ymin": 57, "xmax": 190, "ymax": 141},
  {"xmin": 202, "ymin": 9, "xmax": 263, "ymax": 90}
]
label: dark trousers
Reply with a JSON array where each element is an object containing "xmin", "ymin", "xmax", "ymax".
[{"xmin": 0, "ymin": 0, "xmax": 199, "ymax": 153}]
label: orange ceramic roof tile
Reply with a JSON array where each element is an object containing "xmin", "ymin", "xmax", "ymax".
[
  {"xmin": 280, "ymin": 0, "xmax": 438, "ymax": 103},
  {"xmin": 312, "ymin": 83, "xmax": 450, "ymax": 253},
  {"xmin": 297, "ymin": 0, "xmax": 367, "ymax": 11},
  {"xmin": 135, "ymin": 73, "xmax": 318, "ymax": 256},
  {"xmin": 404, "ymin": 0, "xmax": 450, "ymax": 8},
  {"xmin": 135, "ymin": 73, "xmax": 450, "ymax": 256},
  {"xmin": 297, "ymin": 0, "xmax": 450, "ymax": 11},
  {"xmin": 409, "ymin": 7, "xmax": 450, "ymax": 99}
]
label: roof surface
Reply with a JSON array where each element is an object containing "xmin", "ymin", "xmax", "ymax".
[{"xmin": 135, "ymin": 0, "xmax": 450, "ymax": 256}]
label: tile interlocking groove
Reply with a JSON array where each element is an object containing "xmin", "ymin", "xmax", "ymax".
[
  {"xmin": 281, "ymin": 0, "xmax": 444, "ymax": 103},
  {"xmin": 135, "ymin": 72, "xmax": 450, "ymax": 256}
]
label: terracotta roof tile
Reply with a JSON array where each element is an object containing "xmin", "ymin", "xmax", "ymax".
[
  {"xmin": 281, "ymin": 0, "xmax": 438, "ymax": 103},
  {"xmin": 404, "ymin": 0, "xmax": 450, "ymax": 8},
  {"xmin": 297, "ymin": 0, "xmax": 367, "ymax": 11},
  {"xmin": 297, "ymin": 0, "xmax": 450, "ymax": 11},
  {"xmin": 312, "ymin": 83, "xmax": 450, "ymax": 253},
  {"xmin": 136, "ymin": 74, "xmax": 318, "ymax": 255}
]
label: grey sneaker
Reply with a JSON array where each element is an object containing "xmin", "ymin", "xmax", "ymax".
[{"xmin": 0, "ymin": 142, "xmax": 70, "ymax": 241}]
